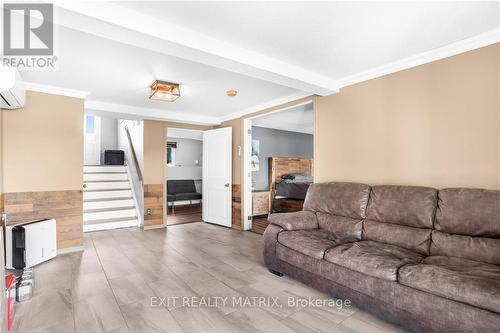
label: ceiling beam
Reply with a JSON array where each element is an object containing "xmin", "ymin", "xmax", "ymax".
[
  {"xmin": 85, "ymin": 100, "xmax": 221, "ymax": 125},
  {"xmin": 51, "ymin": 1, "xmax": 339, "ymax": 96}
]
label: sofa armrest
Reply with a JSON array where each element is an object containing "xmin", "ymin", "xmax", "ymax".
[{"xmin": 268, "ymin": 211, "xmax": 318, "ymax": 231}]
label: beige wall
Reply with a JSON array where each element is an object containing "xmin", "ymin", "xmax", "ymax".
[
  {"xmin": 315, "ymin": 43, "xmax": 500, "ymax": 189},
  {"xmin": 2, "ymin": 91, "xmax": 84, "ymax": 192}
]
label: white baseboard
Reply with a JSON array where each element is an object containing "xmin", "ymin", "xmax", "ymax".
[{"xmin": 57, "ymin": 246, "xmax": 84, "ymax": 255}]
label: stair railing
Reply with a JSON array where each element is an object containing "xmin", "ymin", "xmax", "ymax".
[{"xmin": 124, "ymin": 125, "xmax": 144, "ymax": 227}]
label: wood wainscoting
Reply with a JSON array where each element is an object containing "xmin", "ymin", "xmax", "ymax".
[
  {"xmin": 144, "ymin": 184, "xmax": 164, "ymax": 228},
  {"xmin": 231, "ymin": 184, "xmax": 242, "ymax": 229},
  {"xmin": 3, "ymin": 190, "xmax": 83, "ymax": 249}
]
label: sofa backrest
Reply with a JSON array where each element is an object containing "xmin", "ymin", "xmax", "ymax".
[
  {"xmin": 432, "ymin": 188, "xmax": 500, "ymax": 265},
  {"xmin": 303, "ymin": 182, "xmax": 371, "ymax": 241},
  {"xmin": 167, "ymin": 179, "xmax": 197, "ymax": 194},
  {"xmin": 364, "ymin": 185, "xmax": 438, "ymax": 255}
]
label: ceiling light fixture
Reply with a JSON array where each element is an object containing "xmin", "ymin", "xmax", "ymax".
[
  {"xmin": 149, "ymin": 80, "xmax": 180, "ymax": 102},
  {"xmin": 226, "ymin": 89, "xmax": 238, "ymax": 97}
]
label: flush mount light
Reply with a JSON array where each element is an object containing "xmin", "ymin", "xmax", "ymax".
[
  {"xmin": 149, "ymin": 80, "xmax": 180, "ymax": 102},
  {"xmin": 226, "ymin": 89, "xmax": 238, "ymax": 97}
]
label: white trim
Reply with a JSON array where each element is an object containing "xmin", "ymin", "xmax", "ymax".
[
  {"xmin": 243, "ymin": 117, "xmax": 252, "ymax": 231},
  {"xmin": 24, "ymin": 82, "xmax": 90, "ymax": 99},
  {"xmin": 245, "ymin": 100, "xmax": 313, "ymax": 121},
  {"xmin": 57, "ymin": 246, "xmax": 84, "ymax": 255},
  {"xmin": 85, "ymin": 100, "xmax": 220, "ymax": 125},
  {"xmin": 83, "ymin": 220, "xmax": 138, "ymax": 232},
  {"xmin": 220, "ymin": 91, "xmax": 313, "ymax": 122},
  {"xmin": 336, "ymin": 28, "xmax": 500, "ymax": 89}
]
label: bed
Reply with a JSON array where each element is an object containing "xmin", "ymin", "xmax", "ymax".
[{"xmin": 269, "ymin": 157, "xmax": 314, "ymax": 212}]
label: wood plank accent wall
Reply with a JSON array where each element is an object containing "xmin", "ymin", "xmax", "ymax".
[
  {"xmin": 144, "ymin": 184, "xmax": 164, "ymax": 228},
  {"xmin": 3, "ymin": 190, "xmax": 83, "ymax": 249},
  {"xmin": 232, "ymin": 184, "xmax": 242, "ymax": 228}
]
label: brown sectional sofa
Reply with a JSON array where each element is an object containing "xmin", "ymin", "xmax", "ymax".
[{"xmin": 263, "ymin": 182, "xmax": 500, "ymax": 333}]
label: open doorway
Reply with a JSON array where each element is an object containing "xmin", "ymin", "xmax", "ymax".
[
  {"xmin": 243, "ymin": 101, "xmax": 314, "ymax": 234},
  {"xmin": 165, "ymin": 128, "xmax": 203, "ymax": 225}
]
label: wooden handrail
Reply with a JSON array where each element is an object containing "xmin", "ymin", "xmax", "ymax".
[{"xmin": 124, "ymin": 126, "xmax": 143, "ymax": 183}]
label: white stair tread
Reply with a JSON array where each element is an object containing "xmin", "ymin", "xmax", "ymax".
[
  {"xmin": 83, "ymin": 218, "xmax": 138, "ymax": 232},
  {"xmin": 84, "ymin": 199, "xmax": 135, "ymax": 211},
  {"xmin": 84, "ymin": 181, "xmax": 130, "ymax": 191},
  {"xmin": 84, "ymin": 165, "xmax": 126, "ymax": 173},
  {"xmin": 84, "ymin": 208, "xmax": 136, "ymax": 221}
]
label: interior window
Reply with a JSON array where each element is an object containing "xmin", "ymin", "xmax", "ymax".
[{"xmin": 85, "ymin": 115, "xmax": 95, "ymax": 134}]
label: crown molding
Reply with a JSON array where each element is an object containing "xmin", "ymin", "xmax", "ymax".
[
  {"xmin": 85, "ymin": 100, "xmax": 221, "ymax": 126},
  {"xmin": 24, "ymin": 82, "xmax": 91, "ymax": 99},
  {"xmin": 335, "ymin": 28, "xmax": 500, "ymax": 89}
]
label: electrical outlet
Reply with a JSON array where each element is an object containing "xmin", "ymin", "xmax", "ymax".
[{"xmin": 146, "ymin": 208, "xmax": 152, "ymax": 216}]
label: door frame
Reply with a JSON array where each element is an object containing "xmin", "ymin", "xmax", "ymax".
[
  {"xmin": 163, "ymin": 127, "xmax": 205, "ymax": 227},
  {"xmin": 242, "ymin": 100, "xmax": 315, "ymax": 231}
]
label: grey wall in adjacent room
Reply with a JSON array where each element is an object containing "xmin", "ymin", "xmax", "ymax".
[
  {"xmin": 252, "ymin": 126, "xmax": 313, "ymax": 190},
  {"xmin": 166, "ymin": 137, "xmax": 203, "ymax": 180}
]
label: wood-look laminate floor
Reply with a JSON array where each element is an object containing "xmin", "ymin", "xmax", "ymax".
[
  {"xmin": 167, "ymin": 204, "xmax": 202, "ymax": 225},
  {"xmin": 11, "ymin": 222, "xmax": 406, "ymax": 333}
]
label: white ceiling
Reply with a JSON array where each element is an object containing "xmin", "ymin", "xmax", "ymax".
[
  {"xmin": 252, "ymin": 103, "xmax": 313, "ymax": 135},
  {"xmin": 14, "ymin": 2, "xmax": 500, "ymax": 124},
  {"xmin": 20, "ymin": 26, "xmax": 299, "ymax": 124},
  {"xmin": 118, "ymin": 1, "xmax": 500, "ymax": 81}
]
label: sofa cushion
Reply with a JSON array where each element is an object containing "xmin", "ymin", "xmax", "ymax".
[
  {"xmin": 436, "ymin": 188, "xmax": 500, "ymax": 237},
  {"xmin": 364, "ymin": 185, "xmax": 437, "ymax": 255},
  {"xmin": 364, "ymin": 220, "xmax": 431, "ymax": 255},
  {"xmin": 268, "ymin": 211, "xmax": 318, "ymax": 231},
  {"xmin": 174, "ymin": 192, "xmax": 202, "ymax": 201},
  {"xmin": 324, "ymin": 240, "xmax": 423, "ymax": 281},
  {"xmin": 432, "ymin": 188, "xmax": 500, "ymax": 265},
  {"xmin": 399, "ymin": 256, "xmax": 500, "ymax": 314},
  {"xmin": 430, "ymin": 231, "xmax": 500, "ymax": 266},
  {"xmin": 303, "ymin": 182, "xmax": 370, "ymax": 239},
  {"xmin": 303, "ymin": 182, "xmax": 371, "ymax": 218},
  {"xmin": 277, "ymin": 229, "xmax": 346, "ymax": 260},
  {"xmin": 366, "ymin": 185, "xmax": 437, "ymax": 228},
  {"xmin": 316, "ymin": 212, "xmax": 362, "ymax": 241},
  {"xmin": 167, "ymin": 179, "xmax": 197, "ymax": 194}
]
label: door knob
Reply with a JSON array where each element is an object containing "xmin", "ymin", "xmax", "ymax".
[
  {"xmin": 83, "ymin": 184, "xmax": 87, "ymax": 189},
  {"xmin": 224, "ymin": 183, "xmax": 230, "ymax": 187}
]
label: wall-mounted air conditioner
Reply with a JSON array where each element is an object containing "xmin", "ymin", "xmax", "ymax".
[{"xmin": 0, "ymin": 67, "xmax": 26, "ymax": 109}]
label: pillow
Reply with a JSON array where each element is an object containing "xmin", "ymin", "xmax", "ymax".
[{"xmin": 282, "ymin": 173, "xmax": 313, "ymax": 182}]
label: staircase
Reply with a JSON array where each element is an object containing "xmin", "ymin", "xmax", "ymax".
[{"xmin": 83, "ymin": 165, "xmax": 139, "ymax": 232}]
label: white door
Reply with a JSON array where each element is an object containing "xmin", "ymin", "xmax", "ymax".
[
  {"xmin": 202, "ymin": 127, "xmax": 232, "ymax": 227},
  {"xmin": 84, "ymin": 115, "xmax": 101, "ymax": 165}
]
